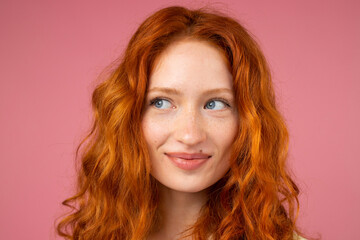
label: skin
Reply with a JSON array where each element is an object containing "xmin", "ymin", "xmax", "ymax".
[{"xmin": 142, "ymin": 39, "xmax": 238, "ymax": 239}]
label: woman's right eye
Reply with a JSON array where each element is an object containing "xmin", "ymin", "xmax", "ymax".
[{"xmin": 150, "ymin": 98, "xmax": 172, "ymax": 109}]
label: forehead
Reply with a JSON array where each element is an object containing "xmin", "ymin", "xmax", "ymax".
[{"xmin": 149, "ymin": 39, "xmax": 233, "ymax": 90}]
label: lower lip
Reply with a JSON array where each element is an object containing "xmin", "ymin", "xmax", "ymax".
[{"xmin": 166, "ymin": 155, "xmax": 210, "ymax": 170}]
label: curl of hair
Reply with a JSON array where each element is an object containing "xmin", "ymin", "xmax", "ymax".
[{"xmin": 57, "ymin": 6, "xmax": 300, "ymax": 240}]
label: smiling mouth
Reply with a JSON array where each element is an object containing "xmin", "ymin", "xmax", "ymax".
[
  {"xmin": 165, "ymin": 152, "xmax": 211, "ymax": 170},
  {"xmin": 165, "ymin": 152, "xmax": 211, "ymax": 159}
]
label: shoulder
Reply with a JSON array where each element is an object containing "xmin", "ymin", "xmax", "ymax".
[{"xmin": 294, "ymin": 232, "xmax": 307, "ymax": 240}]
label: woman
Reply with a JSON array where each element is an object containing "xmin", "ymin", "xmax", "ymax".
[{"xmin": 57, "ymin": 6, "xmax": 304, "ymax": 240}]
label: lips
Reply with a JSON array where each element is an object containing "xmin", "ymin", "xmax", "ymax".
[{"xmin": 165, "ymin": 152, "xmax": 211, "ymax": 170}]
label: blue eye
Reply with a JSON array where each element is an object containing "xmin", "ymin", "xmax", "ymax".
[
  {"xmin": 205, "ymin": 100, "xmax": 228, "ymax": 110},
  {"xmin": 150, "ymin": 98, "xmax": 172, "ymax": 109}
]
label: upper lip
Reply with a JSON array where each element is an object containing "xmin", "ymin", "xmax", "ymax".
[{"xmin": 165, "ymin": 152, "xmax": 211, "ymax": 160}]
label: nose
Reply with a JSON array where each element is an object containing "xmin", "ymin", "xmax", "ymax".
[{"xmin": 173, "ymin": 106, "xmax": 207, "ymax": 146}]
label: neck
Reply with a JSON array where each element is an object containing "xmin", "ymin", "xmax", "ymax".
[{"xmin": 149, "ymin": 183, "xmax": 208, "ymax": 240}]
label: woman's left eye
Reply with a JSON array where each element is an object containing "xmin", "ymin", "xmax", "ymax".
[{"xmin": 204, "ymin": 100, "xmax": 229, "ymax": 110}]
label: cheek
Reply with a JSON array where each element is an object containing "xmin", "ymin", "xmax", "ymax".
[
  {"xmin": 210, "ymin": 117, "xmax": 238, "ymax": 148},
  {"xmin": 212, "ymin": 118, "xmax": 238, "ymax": 175},
  {"xmin": 141, "ymin": 114, "xmax": 168, "ymax": 150}
]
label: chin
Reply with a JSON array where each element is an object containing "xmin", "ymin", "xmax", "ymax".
[
  {"xmin": 156, "ymin": 176, "xmax": 220, "ymax": 193},
  {"xmin": 170, "ymin": 185, "xmax": 209, "ymax": 193}
]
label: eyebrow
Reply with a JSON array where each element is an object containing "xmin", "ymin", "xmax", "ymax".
[{"xmin": 147, "ymin": 87, "xmax": 233, "ymax": 96}]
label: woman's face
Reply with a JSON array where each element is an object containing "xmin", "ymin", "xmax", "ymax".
[{"xmin": 141, "ymin": 39, "xmax": 238, "ymax": 193}]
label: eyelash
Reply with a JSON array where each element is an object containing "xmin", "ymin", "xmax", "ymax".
[
  {"xmin": 149, "ymin": 97, "xmax": 231, "ymax": 108},
  {"xmin": 209, "ymin": 98, "xmax": 231, "ymax": 108},
  {"xmin": 149, "ymin": 97, "xmax": 171, "ymax": 106}
]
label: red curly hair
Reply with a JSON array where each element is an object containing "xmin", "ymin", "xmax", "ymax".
[{"xmin": 57, "ymin": 6, "xmax": 300, "ymax": 240}]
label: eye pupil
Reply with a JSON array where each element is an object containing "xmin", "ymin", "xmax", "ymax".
[
  {"xmin": 207, "ymin": 101, "xmax": 215, "ymax": 109},
  {"xmin": 155, "ymin": 100, "xmax": 163, "ymax": 108}
]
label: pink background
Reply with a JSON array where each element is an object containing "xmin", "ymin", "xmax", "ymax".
[{"xmin": 1, "ymin": 0, "xmax": 359, "ymax": 239}]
